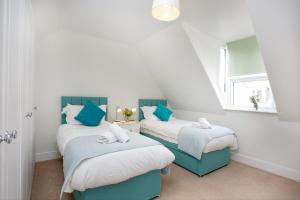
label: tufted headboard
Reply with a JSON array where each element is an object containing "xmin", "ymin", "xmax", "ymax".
[
  {"xmin": 61, "ymin": 96, "xmax": 108, "ymax": 124},
  {"xmin": 138, "ymin": 99, "xmax": 167, "ymax": 121}
]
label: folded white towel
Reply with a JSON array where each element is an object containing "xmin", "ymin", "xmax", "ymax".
[
  {"xmin": 109, "ymin": 123, "xmax": 130, "ymax": 143},
  {"xmin": 97, "ymin": 131, "xmax": 118, "ymax": 144},
  {"xmin": 192, "ymin": 118, "xmax": 212, "ymax": 129}
]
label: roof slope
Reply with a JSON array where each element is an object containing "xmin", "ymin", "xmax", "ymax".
[{"xmin": 246, "ymin": 0, "xmax": 300, "ymax": 121}]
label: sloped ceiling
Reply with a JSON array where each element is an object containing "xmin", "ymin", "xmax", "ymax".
[
  {"xmin": 182, "ymin": 22, "xmax": 225, "ymax": 105},
  {"xmin": 33, "ymin": 0, "xmax": 173, "ymax": 43},
  {"xmin": 181, "ymin": 0, "xmax": 254, "ymax": 42},
  {"xmin": 137, "ymin": 23, "xmax": 224, "ymax": 113},
  {"xmin": 33, "ymin": 0, "xmax": 254, "ymax": 43},
  {"xmin": 245, "ymin": 0, "xmax": 300, "ymax": 122}
]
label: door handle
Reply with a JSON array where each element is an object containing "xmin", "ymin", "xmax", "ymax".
[
  {"xmin": 25, "ymin": 112, "xmax": 33, "ymax": 118},
  {"xmin": 10, "ymin": 130, "xmax": 17, "ymax": 139},
  {"xmin": 0, "ymin": 130, "xmax": 17, "ymax": 144}
]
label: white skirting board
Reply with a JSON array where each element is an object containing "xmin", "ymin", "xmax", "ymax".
[
  {"xmin": 231, "ymin": 152, "xmax": 300, "ymax": 182},
  {"xmin": 35, "ymin": 151, "xmax": 61, "ymax": 162}
]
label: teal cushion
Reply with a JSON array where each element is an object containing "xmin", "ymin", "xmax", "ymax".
[
  {"xmin": 154, "ymin": 104, "xmax": 173, "ymax": 121},
  {"xmin": 75, "ymin": 101, "xmax": 105, "ymax": 126}
]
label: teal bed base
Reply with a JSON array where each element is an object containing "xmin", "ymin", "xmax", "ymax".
[
  {"xmin": 139, "ymin": 99, "xmax": 230, "ymax": 176},
  {"xmin": 61, "ymin": 97, "xmax": 161, "ymax": 200},
  {"xmin": 141, "ymin": 132, "xmax": 230, "ymax": 176},
  {"xmin": 73, "ymin": 170, "xmax": 161, "ymax": 200}
]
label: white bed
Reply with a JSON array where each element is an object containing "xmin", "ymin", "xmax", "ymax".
[
  {"xmin": 57, "ymin": 121, "xmax": 175, "ymax": 192},
  {"xmin": 140, "ymin": 119, "xmax": 238, "ymax": 153}
]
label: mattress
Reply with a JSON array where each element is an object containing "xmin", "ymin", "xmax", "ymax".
[
  {"xmin": 57, "ymin": 122, "xmax": 175, "ymax": 192},
  {"xmin": 140, "ymin": 119, "xmax": 238, "ymax": 153}
]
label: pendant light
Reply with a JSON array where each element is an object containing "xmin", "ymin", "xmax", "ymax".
[{"xmin": 152, "ymin": 0, "xmax": 180, "ymax": 22}]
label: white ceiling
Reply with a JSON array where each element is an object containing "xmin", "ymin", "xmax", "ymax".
[
  {"xmin": 181, "ymin": 0, "xmax": 255, "ymax": 42},
  {"xmin": 33, "ymin": 0, "xmax": 254, "ymax": 43},
  {"xmin": 59, "ymin": 0, "xmax": 173, "ymax": 44}
]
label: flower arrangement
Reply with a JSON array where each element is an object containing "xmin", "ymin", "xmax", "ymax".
[
  {"xmin": 249, "ymin": 95, "xmax": 260, "ymax": 111},
  {"xmin": 121, "ymin": 107, "xmax": 136, "ymax": 121},
  {"xmin": 122, "ymin": 108, "xmax": 133, "ymax": 121}
]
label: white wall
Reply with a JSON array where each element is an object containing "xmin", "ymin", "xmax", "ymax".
[
  {"xmin": 174, "ymin": 110, "xmax": 300, "ymax": 181},
  {"xmin": 34, "ymin": 31, "xmax": 164, "ymax": 161}
]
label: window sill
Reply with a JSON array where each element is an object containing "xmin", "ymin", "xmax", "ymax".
[{"xmin": 224, "ymin": 106, "xmax": 278, "ymax": 114}]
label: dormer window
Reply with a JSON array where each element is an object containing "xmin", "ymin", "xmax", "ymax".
[{"xmin": 220, "ymin": 36, "xmax": 277, "ymax": 113}]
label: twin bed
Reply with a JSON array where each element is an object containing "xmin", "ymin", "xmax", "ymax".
[
  {"xmin": 58, "ymin": 96, "xmax": 237, "ymax": 200},
  {"xmin": 139, "ymin": 99, "xmax": 237, "ymax": 176},
  {"xmin": 59, "ymin": 96, "xmax": 174, "ymax": 200}
]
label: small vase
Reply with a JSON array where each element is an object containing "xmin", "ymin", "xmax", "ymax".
[
  {"xmin": 124, "ymin": 115, "xmax": 130, "ymax": 122},
  {"xmin": 254, "ymin": 103, "xmax": 258, "ymax": 111}
]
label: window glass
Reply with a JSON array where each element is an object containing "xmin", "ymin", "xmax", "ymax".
[{"xmin": 231, "ymin": 77, "xmax": 276, "ymax": 109}]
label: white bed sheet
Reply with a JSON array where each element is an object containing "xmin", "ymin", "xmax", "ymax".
[
  {"xmin": 140, "ymin": 119, "xmax": 238, "ymax": 153},
  {"xmin": 57, "ymin": 122, "xmax": 175, "ymax": 192}
]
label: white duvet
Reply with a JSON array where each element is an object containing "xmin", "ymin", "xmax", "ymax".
[
  {"xmin": 140, "ymin": 119, "xmax": 238, "ymax": 153},
  {"xmin": 57, "ymin": 121, "xmax": 175, "ymax": 192}
]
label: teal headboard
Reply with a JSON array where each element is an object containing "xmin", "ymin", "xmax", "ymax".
[
  {"xmin": 138, "ymin": 99, "xmax": 167, "ymax": 121},
  {"xmin": 61, "ymin": 96, "xmax": 108, "ymax": 124}
]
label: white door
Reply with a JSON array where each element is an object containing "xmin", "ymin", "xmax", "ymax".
[
  {"xmin": 0, "ymin": 0, "xmax": 22, "ymax": 198},
  {"xmin": 0, "ymin": 0, "xmax": 34, "ymax": 200}
]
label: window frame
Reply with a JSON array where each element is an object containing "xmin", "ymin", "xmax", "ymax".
[
  {"xmin": 225, "ymin": 73, "xmax": 277, "ymax": 112},
  {"xmin": 220, "ymin": 46, "xmax": 277, "ymax": 113}
]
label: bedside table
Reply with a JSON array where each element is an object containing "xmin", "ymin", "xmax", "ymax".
[{"xmin": 115, "ymin": 121, "xmax": 140, "ymax": 133}]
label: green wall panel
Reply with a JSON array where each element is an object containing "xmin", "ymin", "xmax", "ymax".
[{"xmin": 227, "ymin": 36, "xmax": 266, "ymax": 76}]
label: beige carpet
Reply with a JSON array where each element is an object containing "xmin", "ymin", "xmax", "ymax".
[{"xmin": 31, "ymin": 159, "xmax": 300, "ymax": 200}]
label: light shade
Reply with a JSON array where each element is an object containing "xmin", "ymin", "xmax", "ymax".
[{"xmin": 152, "ymin": 0, "xmax": 180, "ymax": 22}]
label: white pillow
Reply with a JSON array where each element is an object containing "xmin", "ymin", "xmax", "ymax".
[
  {"xmin": 140, "ymin": 106, "xmax": 160, "ymax": 121},
  {"xmin": 62, "ymin": 104, "xmax": 107, "ymax": 125}
]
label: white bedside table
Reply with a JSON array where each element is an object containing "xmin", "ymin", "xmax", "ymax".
[{"xmin": 115, "ymin": 121, "xmax": 140, "ymax": 133}]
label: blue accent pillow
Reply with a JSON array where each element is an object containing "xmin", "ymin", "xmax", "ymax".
[
  {"xmin": 75, "ymin": 101, "xmax": 106, "ymax": 126},
  {"xmin": 154, "ymin": 104, "xmax": 173, "ymax": 121}
]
